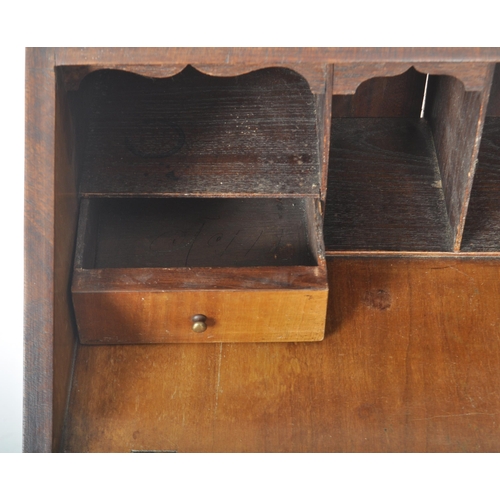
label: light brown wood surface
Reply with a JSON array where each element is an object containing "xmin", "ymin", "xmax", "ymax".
[{"xmin": 63, "ymin": 257, "xmax": 500, "ymax": 452}]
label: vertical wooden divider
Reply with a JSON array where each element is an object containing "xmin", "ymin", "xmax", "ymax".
[
  {"xmin": 314, "ymin": 64, "xmax": 333, "ymax": 204},
  {"xmin": 425, "ymin": 64, "xmax": 495, "ymax": 251}
]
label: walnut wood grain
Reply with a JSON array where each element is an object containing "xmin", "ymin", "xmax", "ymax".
[
  {"xmin": 324, "ymin": 118, "xmax": 453, "ymax": 252},
  {"xmin": 425, "ymin": 69, "xmax": 494, "ymax": 250},
  {"xmin": 77, "ymin": 67, "xmax": 321, "ymax": 198},
  {"xmin": 461, "ymin": 118, "xmax": 500, "ymax": 251},
  {"xmin": 63, "ymin": 258, "xmax": 500, "ymax": 452}
]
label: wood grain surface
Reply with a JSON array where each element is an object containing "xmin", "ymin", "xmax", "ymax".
[
  {"xmin": 324, "ymin": 118, "xmax": 452, "ymax": 252},
  {"xmin": 53, "ymin": 48, "xmax": 500, "ymax": 67},
  {"xmin": 77, "ymin": 198, "xmax": 317, "ymax": 269},
  {"xmin": 77, "ymin": 67, "xmax": 321, "ymax": 198},
  {"xmin": 63, "ymin": 257, "xmax": 500, "ymax": 452},
  {"xmin": 461, "ymin": 117, "xmax": 500, "ymax": 251},
  {"xmin": 425, "ymin": 70, "xmax": 494, "ymax": 250}
]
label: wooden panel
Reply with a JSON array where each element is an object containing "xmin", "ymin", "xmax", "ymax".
[
  {"xmin": 331, "ymin": 67, "xmax": 426, "ymax": 118},
  {"xmin": 24, "ymin": 48, "xmax": 56, "ymax": 453},
  {"xmin": 63, "ymin": 258, "xmax": 500, "ymax": 452},
  {"xmin": 461, "ymin": 118, "xmax": 500, "ymax": 251},
  {"xmin": 72, "ymin": 286, "xmax": 328, "ymax": 344},
  {"xmin": 324, "ymin": 118, "xmax": 452, "ymax": 252},
  {"xmin": 53, "ymin": 47, "xmax": 500, "ymax": 67},
  {"xmin": 425, "ymin": 70, "xmax": 494, "ymax": 250},
  {"xmin": 78, "ymin": 67, "xmax": 320, "ymax": 197}
]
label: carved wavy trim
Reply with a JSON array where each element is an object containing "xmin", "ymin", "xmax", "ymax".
[
  {"xmin": 60, "ymin": 63, "xmax": 329, "ymax": 94},
  {"xmin": 333, "ymin": 62, "xmax": 493, "ymax": 95}
]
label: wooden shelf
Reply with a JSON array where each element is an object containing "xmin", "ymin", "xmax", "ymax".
[
  {"xmin": 77, "ymin": 66, "xmax": 321, "ymax": 198},
  {"xmin": 324, "ymin": 117, "xmax": 453, "ymax": 252}
]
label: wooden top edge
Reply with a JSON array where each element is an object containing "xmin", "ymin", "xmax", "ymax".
[
  {"xmin": 72, "ymin": 265, "xmax": 328, "ymax": 292},
  {"xmin": 35, "ymin": 48, "xmax": 500, "ymax": 66}
]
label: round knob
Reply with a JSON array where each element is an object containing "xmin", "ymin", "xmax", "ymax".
[{"xmin": 192, "ymin": 314, "xmax": 207, "ymax": 333}]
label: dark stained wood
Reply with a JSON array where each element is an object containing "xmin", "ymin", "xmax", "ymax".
[
  {"xmin": 61, "ymin": 62, "xmax": 328, "ymax": 94},
  {"xmin": 331, "ymin": 67, "xmax": 426, "ymax": 118},
  {"xmin": 77, "ymin": 198, "xmax": 317, "ymax": 269},
  {"xmin": 53, "ymin": 70, "xmax": 80, "ymax": 452},
  {"xmin": 63, "ymin": 258, "xmax": 500, "ymax": 452},
  {"xmin": 24, "ymin": 48, "xmax": 56, "ymax": 453},
  {"xmin": 425, "ymin": 69, "xmax": 494, "ymax": 251},
  {"xmin": 461, "ymin": 118, "xmax": 500, "ymax": 251},
  {"xmin": 53, "ymin": 48, "xmax": 500, "ymax": 67},
  {"xmin": 77, "ymin": 67, "xmax": 321, "ymax": 198},
  {"xmin": 324, "ymin": 118, "xmax": 453, "ymax": 252},
  {"xmin": 486, "ymin": 64, "xmax": 500, "ymax": 116},
  {"xmin": 333, "ymin": 61, "xmax": 493, "ymax": 95},
  {"xmin": 315, "ymin": 65, "xmax": 333, "ymax": 200}
]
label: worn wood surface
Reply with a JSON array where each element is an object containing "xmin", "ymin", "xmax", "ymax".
[
  {"xmin": 63, "ymin": 258, "xmax": 500, "ymax": 452},
  {"xmin": 53, "ymin": 48, "xmax": 500, "ymax": 67},
  {"xmin": 78, "ymin": 67, "xmax": 321, "ymax": 198},
  {"xmin": 461, "ymin": 118, "xmax": 500, "ymax": 251},
  {"xmin": 24, "ymin": 48, "xmax": 57, "ymax": 453},
  {"xmin": 324, "ymin": 118, "xmax": 452, "ymax": 252},
  {"xmin": 76, "ymin": 198, "xmax": 317, "ymax": 269},
  {"xmin": 331, "ymin": 67, "xmax": 426, "ymax": 118},
  {"xmin": 425, "ymin": 70, "xmax": 494, "ymax": 251},
  {"xmin": 73, "ymin": 285, "xmax": 328, "ymax": 344}
]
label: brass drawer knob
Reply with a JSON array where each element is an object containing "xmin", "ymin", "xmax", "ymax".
[{"xmin": 192, "ymin": 314, "xmax": 207, "ymax": 333}]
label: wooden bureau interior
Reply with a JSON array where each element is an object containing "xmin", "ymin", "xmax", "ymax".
[
  {"xmin": 70, "ymin": 66, "xmax": 328, "ymax": 345},
  {"xmin": 24, "ymin": 49, "xmax": 500, "ymax": 452}
]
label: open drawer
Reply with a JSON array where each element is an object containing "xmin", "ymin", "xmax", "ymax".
[{"xmin": 71, "ymin": 197, "xmax": 328, "ymax": 343}]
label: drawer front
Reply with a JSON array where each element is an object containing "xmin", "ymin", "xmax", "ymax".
[{"xmin": 73, "ymin": 288, "xmax": 328, "ymax": 344}]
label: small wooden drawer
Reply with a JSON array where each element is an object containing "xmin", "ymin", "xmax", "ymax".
[{"xmin": 72, "ymin": 197, "xmax": 328, "ymax": 343}]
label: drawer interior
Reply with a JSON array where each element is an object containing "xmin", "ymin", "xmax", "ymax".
[{"xmin": 77, "ymin": 197, "xmax": 320, "ymax": 269}]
